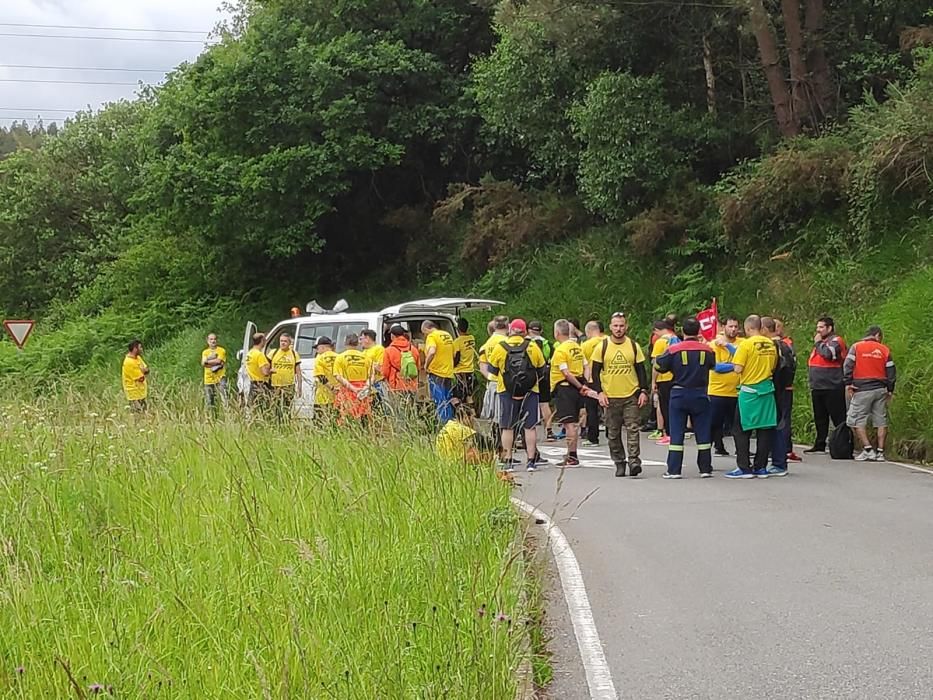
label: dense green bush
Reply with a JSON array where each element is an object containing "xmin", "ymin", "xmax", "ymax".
[
  {"xmin": 571, "ymin": 72, "xmax": 701, "ymax": 220},
  {"xmin": 718, "ymin": 136, "xmax": 854, "ymax": 248}
]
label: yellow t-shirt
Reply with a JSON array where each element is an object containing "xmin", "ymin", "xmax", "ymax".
[
  {"xmin": 581, "ymin": 336, "xmax": 605, "ymax": 362},
  {"xmin": 122, "ymin": 354, "xmax": 148, "ymax": 401},
  {"xmin": 270, "ymin": 348, "xmax": 301, "ymax": 388},
  {"xmin": 453, "ymin": 334, "xmax": 476, "ymax": 374},
  {"xmin": 708, "ymin": 340, "xmax": 740, "ymax": 398},
  {"xmin": 652, "ymin": 335, "xmax": 675, "ymax": 383},
  {"xmin": 201, "ymin": 346, "xmax": 227, "ymax": 385},
  {"xmin": 487, "ymin": 335, "xmax": 546, "ymax": 394},
  {"xmin": 733, "ymin": 335, "xmax": 778, "ymax": 385},
  {"xmin": 435, "ymin": 420, "xmax": 477, "ymax": 459},
  {"xmin": 364, "ymin": 344, "xmax": 386, "ymax": 383},
  {"xmin": 591, "ymin": 337, "xmax": 646, "ymax": 399},
  {"xmin": 246, "ymin": 348, "xmax": 270, "ymax": 383},
  {"xmin": 334, "ymin": 348, "xmax": 372, "ymax": 384},
  {"xmin": 478, "ymin": 334, "xmax": 505, "ymax": 365},
  {"xmin": 313, "ymin": 350, "xmax": 338, "ymax": 405},
  {"xmin": 550, "ymin": 339, "xmax": 586, "ymax": 391},
  {"xmin": 425, "ymin": 329, "xmax": 455, "ymax": 379}
]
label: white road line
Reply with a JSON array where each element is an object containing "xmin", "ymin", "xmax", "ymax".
[
  {"xmin": 512, "ymin": 497, "xmax": 618, "ymax": 700},
  {"xmin": 790, "ymin": 443, "xmax": 933, "ymax": 476},
  {"xmin": 536, "ymin": 445, "xmax": 665, "ymax": 470}
]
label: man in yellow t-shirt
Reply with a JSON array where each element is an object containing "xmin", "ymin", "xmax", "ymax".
[
  {"xmin": 334, "ymin": 333, "xmax": 374, "ymax": 421},
  {"xmin": 122, "ymin": 339, "xmax": 150, "ymax": 411},
  {"xmin": 478, "ymin": 317, "xmax": 509, "ymax": 425},
  {"xmin": 245, "ymin": 332, "xmax": 271, "ymax": 410},
  {"xmin": 201, "ymin": 333, "xmax": 228, "ymax": 410},
  {"xmin": 726, "ymin": 315, "xmax": 779, "ymax": 478},
  {"xmin": 360, "ymin": 329, "xmax": 387, "ymax": 406},
  {"xmin": 422, "ymin": 320, "xmax": 456, "ymax": 424},
  {"xmin": 452, "ymin": 317, "xmax": 477, "ymax": 408},
  {"xmin": 269, "ymin": 333, "xmax": 302, "ymax": 419},
  {"xmin": 487, "ymin": 319, "xmax": 547, "ymax": 471},
  {"xmin": 550, "ymin": 319, "xmax": 590, "ymax": 467},
  {"xmin": 651, "ymin": 320, "xmax": 679, "ymax": 445},
  {"xmin": 708, "ymin": 316, "xmax": 741, "ymax": 456},
  {"xmin": 580, "ymin": 320, "xmax": 607, "ymax": 446},
  {"xmin": 591, "ymin": 313, "xmax": 649, "ymax": 477},
  {"xmin": 312, "ymin": 336, "xmax": 338, "ymax": 421}
]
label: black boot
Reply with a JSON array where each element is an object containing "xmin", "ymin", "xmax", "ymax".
[{"xmin": 614, "ymin": 463, "xmax": 627, "ymax": 477}]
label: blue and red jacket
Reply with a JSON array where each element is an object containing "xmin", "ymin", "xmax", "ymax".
[{"xmin": 653, "ymin": 339, "xmax": 715, "ymax": 390}]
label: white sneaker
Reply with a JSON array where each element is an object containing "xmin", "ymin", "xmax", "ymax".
[
  {"xmin": 662, "ymin": 472, "xmax": 683, "ymax": 479},
  {"xmin": 855, "ymin": 448, "xmax": 876, "ymax": 462},
  {"xmin": 874, "ymin": 450, "xmax": 886, "ymax": 462}
]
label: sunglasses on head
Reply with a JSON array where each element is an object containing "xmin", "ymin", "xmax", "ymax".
[{"xmin": 611, "ymin": 312, "xmax": 626, "ymax": 319}]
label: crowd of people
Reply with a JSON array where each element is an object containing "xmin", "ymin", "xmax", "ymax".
[{"xmin": 120, "ymin": 309, "xmax": 897, "ymax": 475}]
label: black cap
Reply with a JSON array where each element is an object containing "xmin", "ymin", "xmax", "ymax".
[
  {"xmin": 389, "ymin": 325, "xmax": 406, "ymax": 336},
  {"xmin": 314, "ymin": 336, "xmax": 334, "ymax": 348},
  {"xmin": 528, "ymin": 320, "xmax": 543, "ymax": 332}
]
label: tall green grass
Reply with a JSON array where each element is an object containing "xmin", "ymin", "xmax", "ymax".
[{"xmin": 0, "ymin": 390, "xmax": 525, "ymax": 697}]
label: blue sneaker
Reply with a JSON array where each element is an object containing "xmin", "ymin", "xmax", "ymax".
[
  {"xmin": 766, "ymin": 466, "xmax": 789, "ymax": 477},
  {"xmin": 724, "ymin": 468, "xmax": 755, "ymax": 479},
  {"xmin": 753, "ymin": 468, "xmax": 770, "ymax": 478}
]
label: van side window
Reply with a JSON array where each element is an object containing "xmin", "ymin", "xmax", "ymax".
[
  {"xmin": 294, "ymin": 323, "xmax": 369, "ymax": 356},
  {"xmin": 265, "ymin": 324, "xmax": 298, "ymax": 359}
]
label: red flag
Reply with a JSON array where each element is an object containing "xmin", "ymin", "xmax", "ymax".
[{"xmin": 697, "ymin": 298, "xmax": 718, "ymax": 341}]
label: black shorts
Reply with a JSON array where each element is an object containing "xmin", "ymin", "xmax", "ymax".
[
  {"xmin": 454, "ymin": 372, "xmax": 476, "ymax": 403},
  {"xmin": 538, "ymin": 372, "xmax": 552, "ymax": 402},
  {"xmin": 554, "ymin": 384, "xmax": 583, "ymax": 424}
]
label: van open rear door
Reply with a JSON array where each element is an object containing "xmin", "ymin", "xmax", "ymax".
[
  {"xmin": 237, "ymin": 321, "xmax": 258, "ymax": 398},
  {"xmin": 379, "ymin": 297, "xmax": 504, "ymax": 316}
]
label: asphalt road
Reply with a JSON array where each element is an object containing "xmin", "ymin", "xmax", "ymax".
[{"xmin": 518, "ymin": 436, "xmax": 933, "ymax": 700}]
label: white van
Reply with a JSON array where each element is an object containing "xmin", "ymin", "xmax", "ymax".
[{"xmin": 237, "ymin": 297, "xmax": 503, "ymax": 417}]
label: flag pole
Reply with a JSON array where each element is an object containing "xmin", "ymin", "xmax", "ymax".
[{"xmin": 712, "ymin": 297, "xmax": 719, "ymax": 337}]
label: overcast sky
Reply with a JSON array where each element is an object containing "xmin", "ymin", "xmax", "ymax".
[{"xmin": 0, "ymin": 1, "xmax": 228, "ymax": 128}]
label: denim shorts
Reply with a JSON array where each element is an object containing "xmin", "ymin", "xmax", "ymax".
[{"xmin": 498, "ymin": 392, "xmax": 540, "ymax": 431}]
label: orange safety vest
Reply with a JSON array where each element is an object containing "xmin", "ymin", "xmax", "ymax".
[
  {"xmin": 850, "ymin": 340, "xmax": 890, "ymax": 381},
  {"xmin": 808, "ymin": 335, "xmax": 847, "ymax": 368}
]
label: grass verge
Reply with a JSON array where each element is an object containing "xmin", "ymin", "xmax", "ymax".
[{"xmin": 0, "ymin": 392, "xmax": 525, "ymax": 698}]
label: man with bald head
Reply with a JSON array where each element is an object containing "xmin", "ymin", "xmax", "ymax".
[{"xmin": 725, "ymin": 315, "xmax": 779, "ymax": 478}]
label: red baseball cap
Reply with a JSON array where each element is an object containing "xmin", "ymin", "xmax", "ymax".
[{"xmin": 509, "ymin": 319, "xmax": 527, "ymax": 335}]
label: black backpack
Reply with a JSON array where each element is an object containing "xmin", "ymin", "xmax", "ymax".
[
  {"xmin": 773, "ymin": 340, "xmax": 797, "ymax": 392},
  {"xmin": 500, "ymin": 339, "xmax": 537, "ymax": 398},
  {"xmin": 829, "ymin": 423, "xmax": 854, "ymax": 460}
]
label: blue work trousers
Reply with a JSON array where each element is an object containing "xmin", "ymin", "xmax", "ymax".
[
  {"xmin": 428, "ymin": 375, "xmax": 454, "ymax": 425},
  {"xmin": 667, "ymin": 387, "xmax": 713, "ymax": 475}
]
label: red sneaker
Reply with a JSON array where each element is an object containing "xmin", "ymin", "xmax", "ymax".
[{"xmin": 787, "ymin": 451, "xmax": 802, "ymax": 462}]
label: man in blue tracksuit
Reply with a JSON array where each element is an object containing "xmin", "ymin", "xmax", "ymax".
[{"xmin": 653, "ymin": 317, "xmax": 716, "ymax": 478}]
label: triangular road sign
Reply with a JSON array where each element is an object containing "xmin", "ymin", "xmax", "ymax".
[{"xmin": 3, "ymin": 320, "xmax": 35, "ymax": 349}]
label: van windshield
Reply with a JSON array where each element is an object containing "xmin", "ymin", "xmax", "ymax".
[{"xmin": 295, "ymin": 322, "xmax": 369, "ymax": 356}]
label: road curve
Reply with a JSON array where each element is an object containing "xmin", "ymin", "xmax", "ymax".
[{"xmin": 518, "ymin": 439, "xmax": 933, "ymax": 700}]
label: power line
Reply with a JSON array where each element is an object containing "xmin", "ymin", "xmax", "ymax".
[
  {"xmin": 0, "ymin": 78, "xmax": 141, "ymax": 86},
  {"xmin": 0, "ymin": 116, "xmax": 63, "ymax": 122},
  {"xmin": 0, "ymin": 32, "xmax": 211, "ymax": 44},
  {"xmin": 0, "ymin": 64, "xmax": 169, "ymax": 73},
  {"xmin": 0, "ymin": 22, "xmax": 208, "ymax": 35},
  {"xmin": 0, "ymin": 108, "xmax": 80, "ymax": 113}
]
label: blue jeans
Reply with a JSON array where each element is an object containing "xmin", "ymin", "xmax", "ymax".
[
  {"xmin": 709, "ymin": 395, "xmax": 737, "ymax": 452},
  {"xmin": 428, "ymin": 375, "xmax": 454, "ymax": 424},
  {"xmin": 667, "ymin": 387, "xmax": 713, "ymax": 475},
  {"xmin": 771, "ymin": 390, "xmax": 792, "ymax": 469}
]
